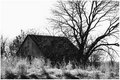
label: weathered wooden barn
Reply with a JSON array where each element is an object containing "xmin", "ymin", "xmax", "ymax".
[{"xmin": 16, "ymin": 35, "xmax": 79, "ymax": 63}]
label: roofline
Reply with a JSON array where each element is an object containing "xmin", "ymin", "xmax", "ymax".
[
  {"xmin": 16, "ymin": 35, "xmax": 65, "ymax": 55},
  {"xmin": 16, "ymin": 35, "xmax": 42, "ymax": 56},
  {"xmin": 28, "ymin": 35, "xmax": 43, "ymax": 51},
  {"xmin": 16, "ymin": 35, "xmax": 29, "ymax": 55},
  {"xmin": 16, "ymin": 34, "xmax": 78, "ymax": 56},
  {"xmin": 27, "ymin": 34, "xmax": 66, "ymax": 38}
]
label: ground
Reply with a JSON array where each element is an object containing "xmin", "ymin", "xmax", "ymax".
[{"xmin": 1, "ymin": 55, "xmax": 119, "ymax": 79}]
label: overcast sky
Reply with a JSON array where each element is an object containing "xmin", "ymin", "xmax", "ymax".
[{"xmin": 0, "ymin": 0, "xmax": 56, "ymax": 40}]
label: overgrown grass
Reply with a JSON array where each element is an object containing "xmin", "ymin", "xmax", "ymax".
[{"xmin": 1, "ymin": 55, "xmax": 119, "ymax": 79}]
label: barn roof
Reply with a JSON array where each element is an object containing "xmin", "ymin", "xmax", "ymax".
[{"xmin": 17, "ymin": 35, "xmax": 79, "ymax": 61}]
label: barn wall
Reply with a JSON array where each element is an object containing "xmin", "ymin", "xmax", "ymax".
[
  {"xmin": 18, "ymin": 36, "xmax": 42, "ymax": 58},
  {"xmin": 29, "ymin": 37, "xmax": 42, "ymax": 58}
]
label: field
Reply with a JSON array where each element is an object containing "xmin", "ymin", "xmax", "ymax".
[{"xmin": 1, "ymin": 55, "xmax": 119, "ymax": 79}]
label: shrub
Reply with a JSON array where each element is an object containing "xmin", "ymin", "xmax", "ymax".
[
  {"xmin": 5, "ymin": 70, "xmax": 18, "ymax": 79},
  {"xmin": 27, "ymin": 58, "xmax": 45, "ymax": 76},
  {"xmin": 65, "ymin": 61, "xmax": 73, "ymax": 70},
  {"xmin": 109, "ymin": 72, "xmax": 115, "ymax": 78},
  {"xmin": 1, "ymin": 56, "xmax": 18, "ymax": 79},
  {"xmin": 15, "ymin": 58, "xmax": 28, "ymax": 75},
  {"xmin": 77, "ymin": 73, "xmax": 88, "ymax": 79},
  {"xmin": 1, "ymin": 54, "xmax": 119, "ymax": 79},
  {"xmin": 31, "ymin": 58, "xmax": 45, "ymax": 69},
  {"xmin": 94, "ymin": 72, "xmax": 100, "ymax": 79},
  {"xmin": 63, "ymin": 72, "xmax": 79, "ymax": 79}
]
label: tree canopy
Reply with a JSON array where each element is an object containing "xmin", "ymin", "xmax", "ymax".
[{"xmin": 49, "ymin": 0, "xmax": 119, "ymax": 64}]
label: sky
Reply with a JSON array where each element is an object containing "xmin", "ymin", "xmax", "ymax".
[
  {"xmin": 0, "ymin": 0, "xmax": 56, "ymax": 40},
  {"xmin": 0, "ymin": 0, "xmax": 119, "ymax": 61}
]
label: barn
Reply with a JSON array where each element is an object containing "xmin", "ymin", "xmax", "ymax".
[{"xmin": 16, "ymin": 35, "xmax": 79, "ymax": 64}]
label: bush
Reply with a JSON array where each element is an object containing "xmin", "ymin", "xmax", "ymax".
[
  {"xmin": 94, "ymin": 72, "xmax": 100, "ymax": 79},
  {"xmin": 13, "ymin": 58, "xmax": 29, "ymax": 77},
  {"xmin": 1, "ymin": 55, "xmax": 119, "ymax": 79},
  {"xmin": 5, "ymin": 70, "xmax": 18, "ymax": 79},
  {"xmin": 1, "ymin": 56, "xmax": 18, "ymax": 78},
  {"xmin": 31, "ymin": 58, "xmax": 45, "ymax": 69},
  {"xmin": 63, "ymin": 72, "xmax": 79, "ymax": 79}
]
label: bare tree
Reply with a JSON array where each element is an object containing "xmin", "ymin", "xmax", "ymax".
[
  {"xmin": 49, "ymin": 0, "xmax": 119, "ymax": 65},
  {"xmin": 1, "ymin": 35, "xmax": 7, "ymax": 56}
]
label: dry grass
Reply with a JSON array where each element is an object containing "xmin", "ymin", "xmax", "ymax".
[{"xmin": 1, "ymin": 55, "xmax": 119, "ymax": 79}]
